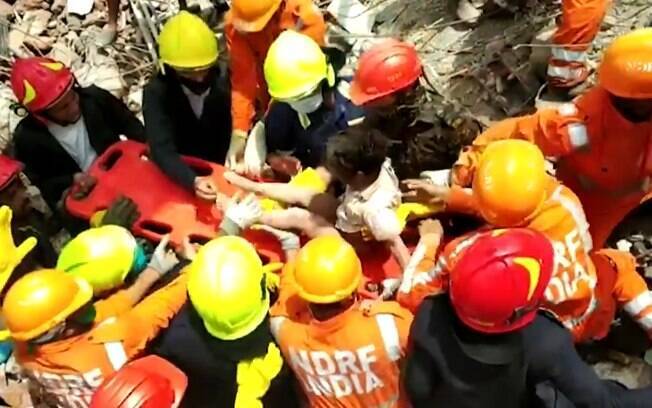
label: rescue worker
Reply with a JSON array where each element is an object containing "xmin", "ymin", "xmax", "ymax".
[
  {"xmin": 242, "ymin": 30, "xmax": 364, "ymax": 177},
  {"xmin": 153, "ymin": 193, "xmax": 296, "ymax": 407},
  {"xmin": 545, "ymin": 0, "xmax": 610, "ymax": 100},
  {"xmin": 401, "ymin": 139, "xmax": 652, "ymax": 344},
  {"xmin": 143, "ymin": 11, "xmax": 231, "ymax": 200},
  {"xmin": 226, "ymin": 0, "xmax": 326, "ymax": 170},
  {"xmin": 406, "ymin": 227, "xmax": 652, "ymax": 407},
  {"xmin": 89, "ymin": 356, "xmax": 187, "ymax": 408},
  {"xmin": 453, "ymin": 28, "xmax": 652, "ymax": 249},
  {"xmin": 56, "ymin": 225, "xmax": 150, "ymax": 295},
  {"xmin": 2, "ymin": 235, "xmax": 184, "ymax": 407},
  {"xmin": 11, "ymin": 57, "xmax": 145, "ymax": 211},
  {"xmin": 270, "ymin": 236, "xmax": 413, "ymax": 407},
  {"xmin": 350, "ymin": 39, "xmax": 480, "ymax": 180},
  {"xmin": 0, "ymin": 156, "xmax": 56, "ymax": 278}
]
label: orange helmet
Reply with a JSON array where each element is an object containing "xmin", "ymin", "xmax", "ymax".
[
  {"xmin": 599, "ymin": 28, "xmax": 652, "ymax": 99},
  {"xmin": 230, "ymin": 0, "xmax": 283, "ymax": 33},
  {"xmin": 293, "ymin": 236, "xmax": 362, "ymax": 304},
  {"xmin": 3, "ymin": 269, "xmax": 93, "ymax": 341},
  {"xmin": 450, "ymin": 228, "xmax": 555, "ymax": 334},
  {"xmin": 473, "ymin": 140, "xmax": 547, "ymax": 227}
]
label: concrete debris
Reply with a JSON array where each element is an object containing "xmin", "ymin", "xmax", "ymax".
[{"xmin": 67, "ymin": 0, "xmax": 94, "ymax": 16}]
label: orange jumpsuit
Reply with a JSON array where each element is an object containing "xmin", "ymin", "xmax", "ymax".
[
  {"xmin": 548, "ymin": 0, "xmax": 610, "ymax": 88},
  {"xmin": 453, "ymin": 86, "xmax": 652, "ymax": 249},
  {"xmin": 16, "ymin": 274, "xmax": 188, "ymax": 408},
  {"xmin": 399, "ymin": 177, "xmax": 652, "ymax": 342},
  {"xmin": 270, "ymin": 265, "xmax": 412, "ymax": 408},
  {"xmin": 226, "ymin": 0, "xmax": 326, "ymax": 133}
]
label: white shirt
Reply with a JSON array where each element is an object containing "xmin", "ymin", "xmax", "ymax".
[
  {"xmin": 336, "ymin": 159, "xmax": 402, "ymax": 240},
  {"xmin": 181, "ymin": 86, "xmax": 209, "ymax": 118},
  {"xmin": 47, "ymin": 116, "xmax": 97, "ymax": 171}
]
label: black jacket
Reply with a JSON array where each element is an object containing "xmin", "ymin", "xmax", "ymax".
[
  {"xmin": 13, "ymin": 86, "xmax": 145, "ymax": 209},
  {"xmin": 153, "ymin": 302, "xmax": 297, "ymax": 408},
  {"xmin": 406, "ymin": 295, "xmax": 652, "ymax": 408},
  {"xmin": 143, "ymin": 64, "xmax": 232, "ymax": 190}
]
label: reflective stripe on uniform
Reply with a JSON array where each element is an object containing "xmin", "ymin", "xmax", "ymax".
[
  {"xmin": 103, "ymin": 341, "xmax": 128, "ymax": 371},
  {"xmin": 636, "ymin": 314, "xmax": 652, "ymax": 331},
  {"xmin": 551, "ymin": 48, "xmax": 588, "ymax": 63},
  {"xmin": 567, "ymin": 123, "xmax": 589, "ymax": 149},
  {"xmin": 550, "ymin": 186, "xmax": 593, "ymax": 252},
  {"xmin": 557, "ymin": 103, "xmax": 578, "ymax": 117},
  {"xmin": 624, "ymin": 291, "xmax": 652, "ymax": 317},
  {"xmin": 547, "ymin": 65, "xmax": 584, "ymax": 80},
  {"xmin": 270, "ymin": 316, "xmax": 286, "ymax": 341},
  {"xmin": 375, "ymin": 314, "xmax": 401, "ymax": 362},
  {"xmin": 399, "ymin": 242, "xmax": 427, "ymax": 294}
]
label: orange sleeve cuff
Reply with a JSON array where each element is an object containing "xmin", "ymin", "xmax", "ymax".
[
  {"xmin": 94, "ymin": 290, "xmax": 134, "ymax": 323},
  {"xmin": 446, "ymin": 185, "xmax": 480, "ymax": 216}
]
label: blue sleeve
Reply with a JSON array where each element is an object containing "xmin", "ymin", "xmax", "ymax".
[{"xmin": 264, "ymin": 102, "xmax": 297, "ymax": 154}]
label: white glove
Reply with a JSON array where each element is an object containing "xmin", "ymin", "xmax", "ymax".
[
  {"xmin": 226, "ymin": 130, "xmax": 248, "ymax": 170},
  {"xmin": 148, "ymin": 235, "xmax": 179, "ymax": 275},
  {"xmin": 419, "ymin": 169, "xmax": 451, "ymax": 187},
  {"xmin": 243, "ymin": 121, "xmax": 267, "ymax": 177},
  {"xmin": 224, "ymin": 193, "xmax": 263, "ymax": 230},
  {"xmin": 380, "ymin": 278, "xmax": 402, "ymax": 300},
  {"xmin": 252, "ymin": 225, "xmax": 300, "ymax": 252}
]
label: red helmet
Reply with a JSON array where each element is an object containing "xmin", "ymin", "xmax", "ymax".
[
  {"xmin": 10, "ymin": 57, "xmax": 74, "ymax": 113},
  {"xmin": 349, "ymin": 39, "xmax": 423, "ymax": 106},
  {"xmin": 89, "ymin": 356, "xmax": 187, "ymax": 408},
  {"xmin": 0, "ymin": 155, "xmax": 23, "ymax": 191},
  {"xmin": 450, "ymin": 228, "xmax": 554, "ymax": 334}
]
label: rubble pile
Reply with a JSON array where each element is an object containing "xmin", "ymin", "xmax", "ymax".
[{"xmin": 365, "ymin": 0, "xmax": 652, "ymax": 125}]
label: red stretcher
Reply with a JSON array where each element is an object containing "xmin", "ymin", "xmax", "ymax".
[
  {"xmin": 65, "ymin": 140, "xmax": 284, "ymax": 264},
  {"xmin": 66, "ymin": 141, "xmax": 413, "ymax": 298}
]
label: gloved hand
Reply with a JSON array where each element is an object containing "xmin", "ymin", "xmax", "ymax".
[
  {"xmin": 226, "ymin": 130, "xmax": 248, "ymax": 171},
  {"xmin": 252, "ymin": 225, "xmax": 300, "ymax": 253},
  {"xmin": 222, "ymin": 193, "xmax": 263, "ymax": 230},
  {"xmin": 0, "ymin": 206, "xmax": 37, "ymax": 292},
  {"xmin": 147, "ymin": 235, "xmax": 179, "ymax": 276},
  {"xmin": 100, "ymin": 196, "xmax": 140, "ymax": 229},
  {"xmin": 243, "ymin": 121, "xmax": 267, "ymax": 178},
  {"xmin": 380, "ymin": 278, "xmax": 402, "ymax": 300}
]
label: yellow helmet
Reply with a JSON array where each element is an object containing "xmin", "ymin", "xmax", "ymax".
[
  {"xmin": 293, "ymin": 236, "xmax": 362, "ymax": 304},
  {"xmin": 158, "ymin": 11, "xmax": 218, "ymax": 70},
  {"xmin": 473, "ymin": 140, "xmax": 547, "ymax": 227},
  {"xmin": 188, "ymin": 236, "xmax": 269, "ymax": 341},
  {"xmin": 57, "ymin": 226, "xmax": 138, "ymax": 295},
  {"xmin": 264, "ymin": 30, "xmax": 335, "ymax": 101},
  {"xmin": 3, "ymin": 269, "xmax": 93, "ymax": 341}
]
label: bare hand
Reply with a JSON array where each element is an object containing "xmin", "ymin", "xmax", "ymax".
[
  {"xmin": 402, "ymin": 179, "xmax": 451, "ymax": 205},
  {"xmin": 72, "ymin": 173, "xmax": 97, "ymax": 199},
  {"xmin": 178, "ymin": 236, "xmax": 198, "ymax": 261},
  {"xmin": 194, "ymin": 176, "xmax": 217, "ymax": 201},
  {"xmin": 418, "ymin": 219, "xmax": 444, "ymax": 245}
]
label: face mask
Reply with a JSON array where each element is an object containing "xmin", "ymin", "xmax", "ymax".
[
  {"xmin": 177, "ymin": 68, "xmax": 216, "ymax": 95},
  {"xmin": 288, "ymin": 91, "xmax": 323, "ymax": 114}
]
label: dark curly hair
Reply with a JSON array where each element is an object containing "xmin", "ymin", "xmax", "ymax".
[{"xmin": 324, "ymin": 126, "xmax": 390, "ymax": 179}]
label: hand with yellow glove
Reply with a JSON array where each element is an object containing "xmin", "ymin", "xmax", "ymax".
[
  {"xmin": 226, "ymin": 130, "xmax": 248, "ymax": 172},
  {"xmin": 0, "ymin": 206, "xmax": 37, "ymax": 292},
  {"xmin": 235, "ymin": 343, "xmax": 284, "ymax": 408}
]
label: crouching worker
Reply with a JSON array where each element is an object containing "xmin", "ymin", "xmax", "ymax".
[
  {"xmin": 402, "ymin": 140, "xmax": 652, "ymax": 344},
  {"xmin": 242, "ymin": 30, "xmax": 364, "ymax": 177},
  {"xmin": 271, "ymin": 236, "xmax": 413, "ymax": 407},
  {"xmin": 144, "ymin": 11, "xmax": 231, "ymax": 201},
  {"xmin": 2, "ymin": 235, "xmax": 184, "ymax": 408},
  {"xmin": 11, "ymin": 57, "xmax": 145, "ymax": 211},
  {"xmin": 90, "ymin": 356, "xmax": 187, "ymax": 408},
  {"xmin": 226, "ymin": 127, "xmax": 410, "ymax": 298},
  {"xmin": 406, "ymin": 228, "xmax": 652, "ymax": 407},
  {"xmin": 153, "ymin": 194, "xmax": 296, "ymax": 408}
]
